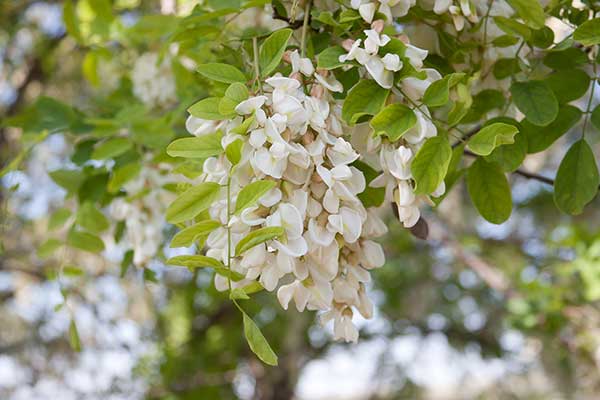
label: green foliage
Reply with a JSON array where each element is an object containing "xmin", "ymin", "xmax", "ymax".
[
  {"xmin": 235, "ymin": 227, "xmax": 285, "ymax": 256},
  {"xmin": 411, "ymin": 135, "xmax": 452, "ymax": 194},
  {"xmin": 370, "ymin": 104, "xmax": 416, "ymax": 141},
  {"xmin": 468, "ymin": 123, "xmax": 519, "ymax": 156},
  {"xmin": 234, "ymin": 180, "xmax": 277, "ymax": 214},
  {"xmin": 170, "ymin": 220, "xmax": 221, "ymax": 248},
  {"xmin": 342, "ymin": 80, "xmax": 389, "ymax": 124},
  {"xmin": 510, "ymin": 81, "xmax": 558, "ymax": 126},
  {"xmin": 573, "ymin": 18, "xmax": 600, "ymax": 46},
  {"xmin": 166, "ymin": 183, "xmax": 222, "ymax": 224},
  {"xmin": 67, "ymin": 230, "xmax": 105, "ymax": 253},
  {"xmin": 197, "ymin": 63, "xmax": 247, "ymax": 84},
  {"xmin": 466, "ymin": 158, "xmax": 512, "ymax": 224},
  {"xmin": 166, "ymin": 132, "xmax": 223, "ymax": 158},
  {"xmin": 259, "ymin": 29, "xmax": 293, "ymax": 77},
  {"xmin": 242, "ymin": 311, "xmax": 278, "ymax": 366},
  {"xmin": 554, "ymin": 140, "xmax": 599, "ymax": 215}
]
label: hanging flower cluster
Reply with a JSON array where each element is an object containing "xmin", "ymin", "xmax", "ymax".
[
  {"xmin": 179, "ymin": 50, "xmax": 388, "ymax": 342},
  {"xmin": 339, "ymin": 23, "xmax": 445, "ymax": 228},
  {"xmin": 110, "ymin": 164, "xmax": 173, "ymax": 267},
  {"xmin": 131, "ymin": 52, "xmax": 177, "ymax": 109}
]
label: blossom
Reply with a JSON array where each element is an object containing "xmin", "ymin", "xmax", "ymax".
[{"xmin": 131, "ymin": 52, "xmax": 176, "ymax": 108}]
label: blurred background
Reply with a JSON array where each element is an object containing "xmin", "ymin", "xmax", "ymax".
[{"xmin": 2, "ymin": 1, "xmax": 600, "ymax": 399}]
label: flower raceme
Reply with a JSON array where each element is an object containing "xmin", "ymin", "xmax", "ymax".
[
  {"xmin": 169, "ymin": 22, "xmax": 447, "ymax": 343},
  {"xmin": 171, "ymin": 51, "xmax": 390, "ymax": 343}
]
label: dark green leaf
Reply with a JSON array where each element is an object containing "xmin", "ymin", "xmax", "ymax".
[{"xmin": 467, "ymin": 158, "xmax": 512, "ymax": 224}]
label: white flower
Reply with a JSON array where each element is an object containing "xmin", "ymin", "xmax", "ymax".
[
  {"xmin": 278, "ymin": 280, "xmax": 310, "ymax": 311},
  {"xmin": 235, "ymin": 95, "xmax": 267, "ymax": 115},
  {"xmin": 364, "ymin": 30, "xmax": 391, "ymax": 54},
  {"xmin": 289, "ymin": 50, "xmax": 315, "ymax": 76},
  {"xmin": 327, "ymin": 138, "xmax": 359, "ymax": 166},
  {"xmin": 253, "ymin": 146, "xmax": 288, "ymax": 178},
  {"xmin": 359, "ymin": 240, "xmax": 386, "ymax": 269},
  {"xmin": 186, "ymin": 116, "xmax": 219, "ymax": 136},
  {"xmin": 327, "ymin": 206, "xmax": 362, "ymax": 243}
]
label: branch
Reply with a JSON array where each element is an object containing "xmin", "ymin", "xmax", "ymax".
[
  {"xmin": 272, "ymin": 7, "xmax": 311, "ymax": 29},
  {"xmin": 462, "ymin": 149, "xmax": 576, "ymax": 188}
]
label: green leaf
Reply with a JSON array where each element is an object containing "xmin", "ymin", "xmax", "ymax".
[
  {"xmin": 77, "ymin": 202, "xmax": 109, "ymax": 234},
  {"xmin": 63, "ymin": 0, "xmax": 82, "ymax": 43},
  {"xmin": 91, "ymin": 138, "xmax": 132, "ymax": 160},
  {"xmin": 48, "ymin": 208, "xmax": 71, "ymax": 231},
  {"xmin": 188, "ymin": 97, "xmax": 225, "ymax": 120},
  {"xmin": 544, "ymin": 69, "xmax": 590, "ymax": 104},
  {"xmin": 506, "ymin": 0, "xmax": 546, "ymax": 29},
  {"xmin": 493, "ymin": 58, "xmax": 520, "ymax": 80},
  {"xmin": 466, "ymin": 158, "xmax": 512, "ymax": 224},
  {"xmin": 197, "ymin": 63, "xmax": 247, "ymax": 84},
  {"xmin": 225, "ymin": 139, "xmax": 243, "ymax": 165},
  {"xmin": 166, "ymin": 182, "xmax": 222, "ymax": 224},
  {"xmin": 468, "ymin": 123, "xmax": 519, "ymax": 156},
  {"xmin": 493, "ymin": 16, "xmax": 532, "ymax": 39},
  {"xmin": 166, "ymin": 255, "xmax": 244, "ymax": 280},
  {"xmin": 544, "ymin": 47, "xmax": 588, "ymax": 70},
  {"xmin": 317, "ymin": 46, "xmax": 346, "ymax": 70},
  {"xmin": 353, "ymin": 160, "xmax": 385, "ymax": 207},
  {"xmin": 485, "ymin": 132, "xmax": 528, "ymax": 172},
  {"xmin": 592, "ymin": 104, "xmax": 600, "ymax": 131},
  {"xmin": 422, "ymin": 73, "xmax": 465, "ymax": 107},
  {"xmin": 108, "ymin": 163, "xmax": 142, "ymax": 193},
  {"xmin": 411, "ymin": 135, "xmax": 452, "ymax": 195},
  {"xmin": 235, "ymin": 226, "xmax": 284, "ymax": 256},
  {"xmin": 166, "ymin": 255, "xmax": 225, "ymax": 269},
  {"xmin": 170, "ymin": 220, "xmax": 221, "ymax": 248},
  {"xmin": 342, "ymin": 80, "xmax": 389, "ymax": 125},
  {"xmin": 370, "ymin": 104, "xmax": 416, "ymax": 142},
  {"xmin": 69, "ymin": 319, "xmax": 81, "ymax": 352},
  {"xmin": 242, "ymin": 312, "xmax": 278, "ymax": 366},
  {"xmin": 166, "ymin": 132, "xmax": 223, "ymax": 158},
  {"xmin": 219, "ymin": 82, "xmax": 250, "ymax": 115},
  {"xmin": 554, "ymin": 140, "xmax": 599, "ymax": 215},
  {"xmin": 573, "ymin": 18, "xmax": 600, "ymax": 46},
  {"xmin": 234, "ymin": 180, "xmax": 277, "ymax": 214},
  {"xmin": 38, "ymin": 238, "xmax": 63, "ymax": 259},
  {"xmin": 522, "ymin": 105, "xmax": 582, "ymax": 153},
  {"xmin": 510, "ymin": 80, "xmax": 558, "ymax": 126},
  {"xmin": 49, "ymin": 169, "xmax": 85, "ymax": 193},
  {"xmin": 67, "ymin": 230, "xmax": 105, "ymax": 253},
  {"xmin": 259, "ymin": 28, "xmax": 293, "ymax": 77}
]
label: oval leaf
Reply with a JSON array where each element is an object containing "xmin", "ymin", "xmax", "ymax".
[
  {"xmin": 411, "ymin": 135, "xmax": 452, "ymax": 194},
  {"xmin": 166, "ymin": 182, "xmax": 221, "ymax": 224},
  {"xmin": 342, "ymin": 80, "xmax": 390, "ymax": 125},
  {"xmin": 510, "ymin": 80, "xmax": 558, "ymax": 126},
  {"xmin": 466, "ymin": 158, "xmax": 512, "ymax": 224},
  {"xmin": 235, "ymin": 226, "xmax": 284, "ymax": 256},
  {"xmin": 243, "ymin": 312, "xmax": 278, "ymax": 366},
  {"xmin": 468, "ymin": 123, "xmax": 519, "ymax": 156},
  {"xmin": 259, "ymin": 29, "xmax": 292, "ymax": 77},
  {"xmin": 573, "ymin": 18, "xmax": 600, "ymax": 46},
  {"xmin": 170, "ymin": 220, "xmax": 221, "ymax": 248},
  {"xmin": 197, "ymin": 63, "xmax": 247, "ymax": 84},
  {"xmin": 554, "ymin": 140, "xmax": 599, "ymax": 215},
  {"xmin": 370, "ymin": 104, "xmax": 416, "ymax": 142},
  {"xmin": 235, "ymin": 180, "xmax": 276, "ymax": 214},
  {"xmin": 167, "ymin": 132, "xmax": 223, "ymax": 158}
]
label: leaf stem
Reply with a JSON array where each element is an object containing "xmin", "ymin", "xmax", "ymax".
[
  {"xmin": 252, "ymin": 37, "xmax": 262, "ymax": 93},
  {"xmin": 301, "ymin": 0, "xmax": 312, "ymax": 58}
]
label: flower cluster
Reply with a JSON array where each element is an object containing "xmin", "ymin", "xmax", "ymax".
[
  {"xmin": 350, "ymin": 0, "xmax": 415, "ymax": 23},
  {"xmin": 131, "ymin": 52, "xmax": 177, "ymax": 109},
  {"xmin": 340, "ymin": 25, "xmax": 445, "ymax": 228},
  {"xmin": 186, "ymin": 51, "xmax": 388, "ymax": 342},
  {"xmin": 110, "ymin": 164, "xmax": 173, "ymax": 267}
]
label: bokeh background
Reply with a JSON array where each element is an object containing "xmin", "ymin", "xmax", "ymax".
[{"xmin": 2, "ymin": 1, "xmax": 600, "ymax": 399}]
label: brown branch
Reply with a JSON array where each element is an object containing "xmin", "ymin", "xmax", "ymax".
[
  {"xmin": 462, "ymin": 149, "xmax": 592, "ymax": 189},
  {"xmin": 272, "ymin": 7, "xmax": 311, "ymax": 29}
]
